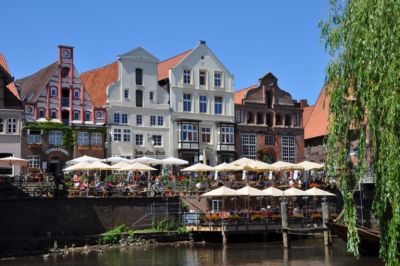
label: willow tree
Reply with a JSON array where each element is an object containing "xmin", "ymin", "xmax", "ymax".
[{"xmin": 321, "ymin": 0, "xmax": 400, "ymax": 264}]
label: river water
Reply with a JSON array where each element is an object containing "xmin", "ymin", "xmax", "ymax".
[{"xmin": 0, "ymin": 238, "xmax": 383, "ymax": 266}]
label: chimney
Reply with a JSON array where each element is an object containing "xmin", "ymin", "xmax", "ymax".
[{"xmin": 299, "ymin": 99, "xmax": 308, "ymax": 108}]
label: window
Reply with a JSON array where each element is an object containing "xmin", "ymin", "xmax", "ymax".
[
  {"xmin": 91, "ymin": 133, "xmax": 102, "ymax": 146},
  {"xmin": 85, "ymin": 112, "xmax": 91, "ymax": 121},
  {"xmin": 123, "ymin": 129, "xmax": 131, "ymax": 142},
  {"xmin": 214, "ymin": 96, "xmax": 223, "ymax": 114},
  {"xmin": 73, "ymin": 111, "xmax": 80, "ymax": 121},
  {"xmin": 266, "ymin": 113, "xmax": 273, "ymax": 127},
  {"xmin": 74, "ymin": 89, "xmax": 80, "ymax": 99},
  {"xmin": 201, "ymin": 127, "xmax": 211, "ymax": 143},
  {"xmin": 135, "ymin": 68, "xmax": 143, "ymax": 85},
  {"xmin": 121, "ymin": 113, "xmax": 128, "ymax": 124},
  {"xmin": 27, "ymin": 130, "xmax": 41, "ymax": 144},
  {"xmin": 214, "ymin": 72, "xmax": 222, "ymax": 87},
  {"xmin": 199, "ymin": 95, "xmax": 207, "ymax": 113},
  {"xmin": 150, "ymin": 115, "xmax": 156, "ymax": 126},
  {"xmin": 7, "ymin": 118, "xmax": 16, "ymax": 134},
  {"xmin": 199, "ymin": 70, "xmax": 207, "ymax": 86},
  {"xmin": 61, "ymin": 67, "xmax": 70, "ymax": 78},
  {"xmin": 221, "ymin": 127, "xmax": 234, "ymax": 144},
  {"xmin": 276, "ymin": 113, "xmax": 283, "ymax": 126},
  {"xmin": 150, "ymin": 92, "xmax": 154, "ymax": 101},
  {"xmin": 247, "ymin": 112, "xmax": 255, "ymax": 124},
  {"xmin": 0, "ymin": 118, "xmax": 3, "ymax": 133},
  {"xmin": 49, "ymin": 131, "xmax": 62, "ymax": 145},
  {"xmin": 294, "ymin": 113, "xmax": 301, "ymax": 127},
  {"xmin": 157, "ymin": 116, "xmax": 164, "ymax": 126},
  {"xmin": 50, "ymin": 87, "xmax": 57, "ymax": 97},
  {"xmin": 77, "ymin": 132, "xmax": 89, "ymax": 146},
  {"xmin": 38, "ymin": 108, "xmax": 45, "ymax": 118},
  {"xmin": 124, "ymin": 89, "xmax": 129, "ymax": 99},
  {"xmin": 50, "ymin": 109, "xmax": 57, "ymax": 119},
  {"xmin": 113, "ymin": 129, "xmax": 122, "ymax": 141},
  {"xmin": 241, "ymin": 134, "xmax": 256, "ymax": 159},
  {"xmin": 96, "ymin": 111, "xmax": 103, "ymax": 119},
  {"xmin": 183, "ymin": 69, "xmax": 191, "ymax": 84},
  {"xmin": 256, "ymin": 113, "xmax": 263, "ymax": 124},
  {"xmin": 28, "ymin": 155, "xmax": 41, "ymax": 169},
  {"xmin": 113, "ymin": 113, "xmax": 120, "ymax": 123},
  {"xmin": 135, "ymin": 134, "xmax": 143, "ymax": 146},
  {"xmin": 265, "ymin": 135, "xmax": 274, "ymax": 146},
  {"xmin": 180, "ymin": 124, "xmax": 198, "ymax": 142},
  {"xmin": 136, "ymin": 114, "xmax": 143, "ymax": 125},
  {"xmin": 281, "ymin": 136, "xmax": 296, "ymax": 163},
  {"xmin": 153, "ymin": 135, "xmax": 162, "ymax": 147},
  {"xmin": 284, "ymin": 114, "xmax": 292, "ymax": 127},
  {"xmin": 183, "ymin": 94, "xmax": 192, "ymax": 112},
  {"xmin": 136, "ymin": 90, "xmax": 143, "ymax": 107}
]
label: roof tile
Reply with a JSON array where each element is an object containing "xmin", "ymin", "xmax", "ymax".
[
  {"xmin": 234, "ymin": 85, "xmax": 257, "ymax": 104},
  {"xmin": 157, "ymin": 50, "xmax": 192, "ymax": 81},
  {"xmin": 304, "ymin": 87, "xmax": 330, "ymax": 140},
  {"xmin": 0, "ymin": 53, "xmax": 20, "ymax": 100}
]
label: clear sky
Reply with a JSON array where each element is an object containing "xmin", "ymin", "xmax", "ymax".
[{"xmin": 2, "ymin": 0, "xmax": 330, "ymax": 104}]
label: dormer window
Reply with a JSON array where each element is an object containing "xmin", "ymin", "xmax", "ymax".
[
  {"xmin": 183, "ymin": 69, "xmax": 191, "ymax": 84},
  {"xmin": 50, "ymin": 87, "xmax": 57, "ymax": 97},
  {"xmin": 74, "ymin": 89, "xmax": 80, "ymax": 99},
  {"xmin": 199, "ymin": 70, "xmax": 207, "ymax": 86}
]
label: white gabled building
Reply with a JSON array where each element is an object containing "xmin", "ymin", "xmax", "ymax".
[
  {"xmin": 158, "ymin": 41, "xmax": 236, "ymax": 165},
  {"xmin": 82, "ymin": 47, "xmax": 171, "ymax": 159}
]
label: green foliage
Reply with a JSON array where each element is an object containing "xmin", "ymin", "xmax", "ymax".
[
  {"xmin": 98, "ymin": 225, "xmax": 129, "ymax": 245},
  {"xmin": 321, "ymin": 0, "xmax": 400, "ymax": 264}
]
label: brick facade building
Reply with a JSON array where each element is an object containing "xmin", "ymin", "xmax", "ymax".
[{"xmin": 234, "ymin": 73, "xmax": 306, "ymax": 163}]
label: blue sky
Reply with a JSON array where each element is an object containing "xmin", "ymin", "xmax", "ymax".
[{"xmin": 2, "ymin": 0, "xmax": 329, "ymax": 104}]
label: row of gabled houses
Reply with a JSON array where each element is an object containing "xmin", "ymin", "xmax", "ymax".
[{"xmin": 0, "ymin": 41, "xmax": 327, "ymax": 177}]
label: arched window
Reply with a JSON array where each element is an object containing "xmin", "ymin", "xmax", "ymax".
[
  {"xmin": 38, "ymin": 108, "xmax": 46, "ymax": 118},
  {"xmin": 256, "ymin": 113, "xmax": 264, "ymax": 124},
  {"xmin": 136, "ymin": 90, "xmax": 143, "ymax": 107},
  {"xmin": 284, "ymin": 114, "xmax": 292, "ymax": 127},
  {"xmin": 96, "ymin": 111, "xmax": 103, "ymax": 119},
  {"xmin": 85, "ymin": 111, "xmax": 91, "ymax": 121},
  {"xmin": 275, "ymin": 113, "xmax": 283, "ymax": 126},
  {"xmin": 50, "ymin": 109, "xmax": 57, "ymax": 119},
  {"xmin": 247, "ymin": 112, "xmax": 254, "ymax": 124},
  {"xmin": 266, "ymin": 113, "xmax": 273, "ymax": 127}
]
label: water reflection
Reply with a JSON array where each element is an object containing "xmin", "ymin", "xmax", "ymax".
[{"xmin": 0, "ymin": 239, "xmax": 383, "ymax": 266}]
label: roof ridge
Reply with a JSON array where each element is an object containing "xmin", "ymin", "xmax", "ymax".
[
  {"xmin": 159, "ymin": 49, "xmax": 192, "ymax": 63},
  {"xmin": 16, "ymin": 61, "xmax": 58, "ymax": 83}
]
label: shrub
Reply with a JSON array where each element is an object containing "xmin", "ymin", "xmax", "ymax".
[{"xmin": 98, "ymin": 225, "xmax": 129, "ymax": 245}]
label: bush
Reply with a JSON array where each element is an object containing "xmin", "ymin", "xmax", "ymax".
[{"xmin": 98, "ymin": 225, "xmax": 129, "ymax": 245}]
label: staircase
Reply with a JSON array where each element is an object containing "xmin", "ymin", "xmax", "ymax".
[{"xmin": 181, "ymin": 195, "xmax": 208, "ymax": 213}]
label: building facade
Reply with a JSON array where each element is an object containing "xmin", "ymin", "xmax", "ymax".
[
  {"xmin": 16, "ymin": 46, "xmax": 106, "ymax": 177},
  {"xmin": 0, "ymin": 54, "xmax": 24, "ymax": 176},
  {"xmin": 234, "ymin": 73, "xmax": 306, "ymax": 163},
  {"xmin": 158, "ymin": 41, "xmax": 235, "ymax": 165}
]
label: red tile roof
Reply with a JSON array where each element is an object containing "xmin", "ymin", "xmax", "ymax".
[
  {"xmin": 302, "ymin": 105, "xmax": 314, "ymax": 127},
  {"xmin": 234, "ymin": 85, "xmax": 257, "ymax": 104},
  {"xmin": 304, "ymin": 87, "xmax": 330, "ymax": 140},
  {"xmin": 80, "ymin": 61, "xmax": 118, "ymax": 107},
  {"xmin": 0, "ymin": 53, "xmax": 20, "ymax": 100},
  {"xmin": 157, "ymin": 50, "xmax": 192, "ymax": 81},
  {"xmin": 15, "ymin": 62, "xmax": 58, "ymax": 101}
]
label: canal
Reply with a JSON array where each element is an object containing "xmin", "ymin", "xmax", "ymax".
[{"xmin": 0, "ymin": 238, "xmax": 383, "ymax": 266}]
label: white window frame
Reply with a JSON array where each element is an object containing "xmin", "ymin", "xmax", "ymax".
[
  {"xmin": 180, "ymin": 124, "xmax": 198, "ymax": 142},
  {"xmin": 150, "ymin": 115, "xmax": 156, "ymax": 126},
  {"xmin": 27, "ymin": 130, "xmax": 41, "ymax": 144},
  {"xmin": 113, "ymin": 113, "xmax": 120, "ymax": 123},
  {"xmin": 201, "ymin": 127, "xmax": 211, "ymax": 143},
  {"xmin": 183, "ymin": 69, "xmax": 191, "ymax": 84},
  {"xmin": 157, "ymin": 116, "xmax": 164, "ymax": 126},
  {"xmin": 199, "ymin": 70, "xmax": 207, "ymax": 86},
  {"xmin": 91, "ymin": 132, "xmax": 102, "ymax": 146},
  {"xmin": 73, "ymin": 111, "xmax": 80, "ymax": 121},
  {"xmin": 214, "ymin": 96, "xmax": 223, "ymax": 115},
  {"xmin": 153, "ymin": 135, "xmax": 162, "ymax": 147},
  {"xmin": 136, "ymin": 114, "xmax": 142, "ymax": 125},
  {"xmin": 199, "ymin": 95, "xmax": 207, "ymax": 113},
  {"xmin": 28, "ymin": 155, "xmax": 41, "ymax": 169},
  {"xmin": 183, "ymin": 94, "xmax": 192, "ymax": 112},
  {"xmin": 123, "ymin": 129, "xmax": 131, "ymax": 142},
  {"xmin": 135, "ymin": 134, "xmax": 143, "ymax": 146},
  {"xmin": 50, "ymin": 87, "xmax": 57, "ymax": 97},
  {"xmin": 221, "ymin": 127, "xmax": 234, "ymax": 144},
  {"xmin": 7, "ymin": 118, "xmax": 17, "ymax": 134},
  {"xmin": 74, "ymin": 89, "xmax": 80, "ymax": 99},
  {"xmin": 124, "ymin": 89, "xmax": 129, "ymax": 99},
  {"xmin": 113, "ymin": 128, "xmax": 122, "ymax": 142},
  {"xmin": 281, "ymin": 136, "xmax": 296, "ymax": 163},
  {"xmin": 49, "ymin": 131, "xmax": 63, "ymax": 145},
  {"xmin": 121, "ymin": 113, "xmax": 128, "ymax": 124},
  {"xmin": 77, "ymin": 131, "xmax": 89, "ymax": 146},
  {"xmin": 149, "ymin": 91, "xmax": 154, "ymax": 101},
  {"xmin": 214, "ymin": 72, "xmax": 222, "ymax": 87},
  {"xmin": 241, "ymin": 133, "xmax": 256, "ymax": 159}
]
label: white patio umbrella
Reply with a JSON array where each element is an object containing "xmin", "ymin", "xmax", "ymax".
[
  {"xmin": 133, "ymin": 156, "xmax": 161, "ymax": 165},
  {"xmin": 181, "ymin": 163, "xmax": 215, "ymax": 172},
  {"xmin": 236, "ymin": 185, "xmax": 263, "ymax": 196},
  {"xmin": 119, "ymin": 162, "xmax": 157, "ymax": 172},
  {"xmin": 262, "ymin": 187, "xmax": 284, "ymax": 197},
  {"xmin": 250, "ymin": 160, "xmax": 275, "ymax": 171},
  {"xmin": 296, "ymin": 161, "xmax": 325, "ymax": 171},
  {"xmin": 283, "ymin": 187, "xmax": 308, "ymax": 197},
  {"xmin": 305, "ymin": 187, "xmax": 336, "ymax": 197},
  {"xmin": 109, "ymin": 161, "xmax": 132, "ymax": 170},
  {"xmin": 200, "ymin": 186, "xmax": 239, "ymax": 197},
  {"xmin": 270, "ymin": 161, "xmax": 304, "ymax": 171},
  {"xmin": 0, "ymin": 156, "xmax": 27, "ymax": 166},
  {"xmin": 82, "ymin": 161, "xmax": 112, "ymax": 171},
  {"xmin": 161, "ymin": 157, "xmax": 189, "ymax": 166},
  {"xmin": 63, "ymin": 161, "xmax": 92, "ymax": 171},
  {"xmin": 101, "ymin": 156, "xmax": 131, "ymax": 164},
  {"xmin": 67, "ymin": 155, "xmax": 101, "ymax": 165},
  {"xmin": 214, "ymin": 162, "xmax": 241, "ymax": 172},
  {"xmin": 230, "ymin": 157, "xmax": 256, "ymax": 166}
]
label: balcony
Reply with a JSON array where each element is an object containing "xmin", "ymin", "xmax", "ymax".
[{"xmin": 61, "ymin": 97, "xmax": 70, "ymax": 107}]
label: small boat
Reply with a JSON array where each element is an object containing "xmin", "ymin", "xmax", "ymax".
[{"xmin": 327, "ymin": 222, "xmax": 381, "ymax": 256}]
